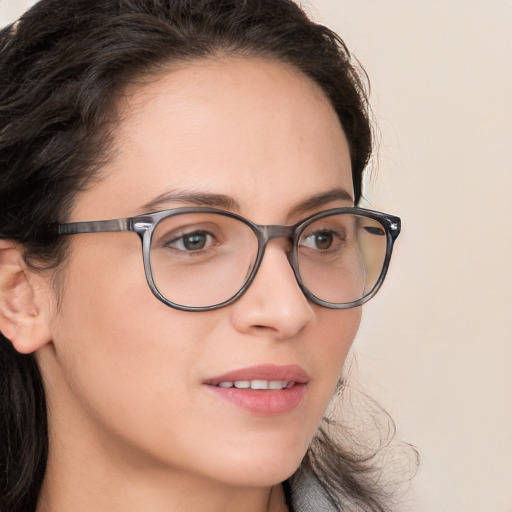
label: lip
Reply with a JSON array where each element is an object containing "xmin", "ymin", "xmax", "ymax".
[
  {"xmin": 204, "ymin": 364, "xmax": 309, "ymax": 386},
  {"xmin": 203, "ymin": 364, "xmax": 309, "ymax": 416}
]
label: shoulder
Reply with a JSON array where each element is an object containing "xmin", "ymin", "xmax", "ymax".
[{"xmin": 286, "ymin": 467, "xmax": 342, "ymax": 512}]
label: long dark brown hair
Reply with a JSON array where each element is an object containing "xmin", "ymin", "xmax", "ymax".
[{"xmin": 0, "ymin": 1, "xmax": 405, "ymax": 510}]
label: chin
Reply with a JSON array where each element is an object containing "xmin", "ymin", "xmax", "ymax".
[
  {"xmin": 214, "ymin": 463, "xmax": 303, "ymax": 489},
  {"xmin": 199, "ymin": 437, "xmax": 310, "ymax": 488}
]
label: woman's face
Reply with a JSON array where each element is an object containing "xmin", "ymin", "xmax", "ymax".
[{"xmin": 38, "ymin": 57, "xmax": 361, "ymax": 488}]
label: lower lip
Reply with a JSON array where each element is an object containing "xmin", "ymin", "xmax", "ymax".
[{"xmin": 205, "ymin": 384, "xmax": 307, "ymax": 416}]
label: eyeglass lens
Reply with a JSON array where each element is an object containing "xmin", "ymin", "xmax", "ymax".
[{"xmin": 149, "ymin": 212, "xmax": 388, "ymax": 309}]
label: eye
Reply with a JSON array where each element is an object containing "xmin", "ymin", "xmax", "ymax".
[
  {"xmin": 301, "ymin": 230, "xmax": 336, "ymax": 250},
  {"xmin": 166, "ymin": 230, "xmax": 215, "ymax": 251}
]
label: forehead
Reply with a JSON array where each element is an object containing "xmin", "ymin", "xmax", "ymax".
[{"xmin": 71, "ymin": 57, "xmax": 353, "ymax": 222}]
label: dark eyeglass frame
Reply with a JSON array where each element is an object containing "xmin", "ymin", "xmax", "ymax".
[{"xmin": 58, "ymin": 206, "xmax": 401, "ymax": 312}]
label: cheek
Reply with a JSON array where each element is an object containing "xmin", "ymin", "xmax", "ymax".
[
  {"xmin": 311, "ymin": 307, "xmax": 361, "ymax": 396},
  {"xmin": 54, "ymin": 237, "xmax": 150, "ymax": 358},
  {"xmin": 47, "ymin": 237, "xmax": 213, "ymax": 436}
]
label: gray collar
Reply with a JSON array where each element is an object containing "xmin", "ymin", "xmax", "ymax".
[{"xmin": 288, "ymin": 468, "xmax": 341, "ymax": 512}]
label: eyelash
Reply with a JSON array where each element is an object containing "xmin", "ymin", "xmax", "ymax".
[
  {"xmin": 299, "ymin": 229, "xmax": 346, "ymax": 251},
  {"xmin": 162, "ymin": 230, "xmax": 217, "ymax": 253}
]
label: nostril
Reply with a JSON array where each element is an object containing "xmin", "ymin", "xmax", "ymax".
[{"xmin": 253, "ymin": 325, "xmax": 276, "ymax": 332}]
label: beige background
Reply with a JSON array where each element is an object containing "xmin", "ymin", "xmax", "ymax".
[{"xmin": 1, "ymin": 0, "xmax": 511, "ymax": 510}]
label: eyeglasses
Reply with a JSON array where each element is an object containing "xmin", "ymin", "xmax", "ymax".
[{"xmin": 58, "ymin": 207, "xmax": 401, "ymax": 311}]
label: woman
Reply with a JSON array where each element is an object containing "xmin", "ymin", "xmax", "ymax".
[{"xmin": 0, "ymin": 1, "xmax": 403, "ymax": 511}]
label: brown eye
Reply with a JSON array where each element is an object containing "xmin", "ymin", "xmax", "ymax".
[
  {"xmin": 166, "ymin": 231, "xmax": 213, "ymax": 251},
  {"xmin": 182, "ymin": 233, "xmax": 208, "ymax": 250},
  {"xmin": 302, "ymin": 231, "xmax": 335, "ymax": 250}
]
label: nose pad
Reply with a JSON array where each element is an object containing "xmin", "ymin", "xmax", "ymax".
[{"xmin": 229, "ymin": 242, "xmax": 314, "ymax": 339}]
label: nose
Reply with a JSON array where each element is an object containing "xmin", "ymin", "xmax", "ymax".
[{"xmin": 229, "ymin": 241, "xmax": 314, "ymax": 339}]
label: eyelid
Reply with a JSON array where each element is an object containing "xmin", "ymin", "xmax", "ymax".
[
  {"xmin": 159, "ymin": 231, "xmax": 218, "ymax": 255},
  {"xmin": 299, "ymin": 227, "xmax": 345, "ymax": 242},
  {"xmin": 154, "ymin": 221, "xmax": 222, "ymax": 248}
]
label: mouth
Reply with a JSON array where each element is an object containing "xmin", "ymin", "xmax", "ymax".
[
  {"xmin": 203, "ymin": 364, "xmax": 308, "ymax": 416},
  {"xmin": 215, "ymin": 380, "xmax": 296, "ymax": 390}
]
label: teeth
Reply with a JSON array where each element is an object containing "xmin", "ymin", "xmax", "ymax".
[
  {"xmin": 217, "ymin": 380, "xmax": 293, "ymax": 390},
  {"xmin": 250, "ymin": 379, "xmax": 269, "ymax": 390}
]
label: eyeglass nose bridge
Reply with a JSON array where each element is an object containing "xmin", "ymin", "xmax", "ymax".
[
  {"xmin": 250, "ymin": 223, "xmax": 303, "ymax": 288},
  {"xmin": 258, "ymin": 224, "xmax": 295, "ymax": 242},
  {"xmin": 255, "ymin": 224, "xmax": 299, "ymax": 261}
]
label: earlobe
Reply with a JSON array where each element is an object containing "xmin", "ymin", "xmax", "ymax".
[{"xmin": 0, "ymin": 240, "xmax": 52, "ymax": 354}]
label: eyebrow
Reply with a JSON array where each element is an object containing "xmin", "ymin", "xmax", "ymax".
[
  {"xmin": 139, "ymin": 187, "xmax": 353, "ymax": 217},
  {"xmin": 287, "ymin": 188, "xmax": 354, "ymax": 217},
  {"xmin": 140, "ymin": 190, "xmax": 241, "ymax": 213}
]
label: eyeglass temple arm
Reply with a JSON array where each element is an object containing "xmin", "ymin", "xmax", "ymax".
[{"xmin": 58, "ymin": 218, "xmax": 132, "ymax": 235}]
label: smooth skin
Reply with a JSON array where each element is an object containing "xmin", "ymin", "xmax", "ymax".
[{"xmin": 0, "ymin": 57, "xmax": 361, "ymax": 512}]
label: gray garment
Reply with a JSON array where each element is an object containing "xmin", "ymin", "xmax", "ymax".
[{"xmin": 288, "ymin": 468, "xmax": 341, "ymax": 512}]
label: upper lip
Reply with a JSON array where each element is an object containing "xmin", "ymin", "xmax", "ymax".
[{"xmin": 204, "ymin": 364, "xmax": 309, "ymax": 386}]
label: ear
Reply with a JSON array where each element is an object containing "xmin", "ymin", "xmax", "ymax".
[{"xmin": 0, "ymin": 239, "xmax": 52, "ymax": 354}]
